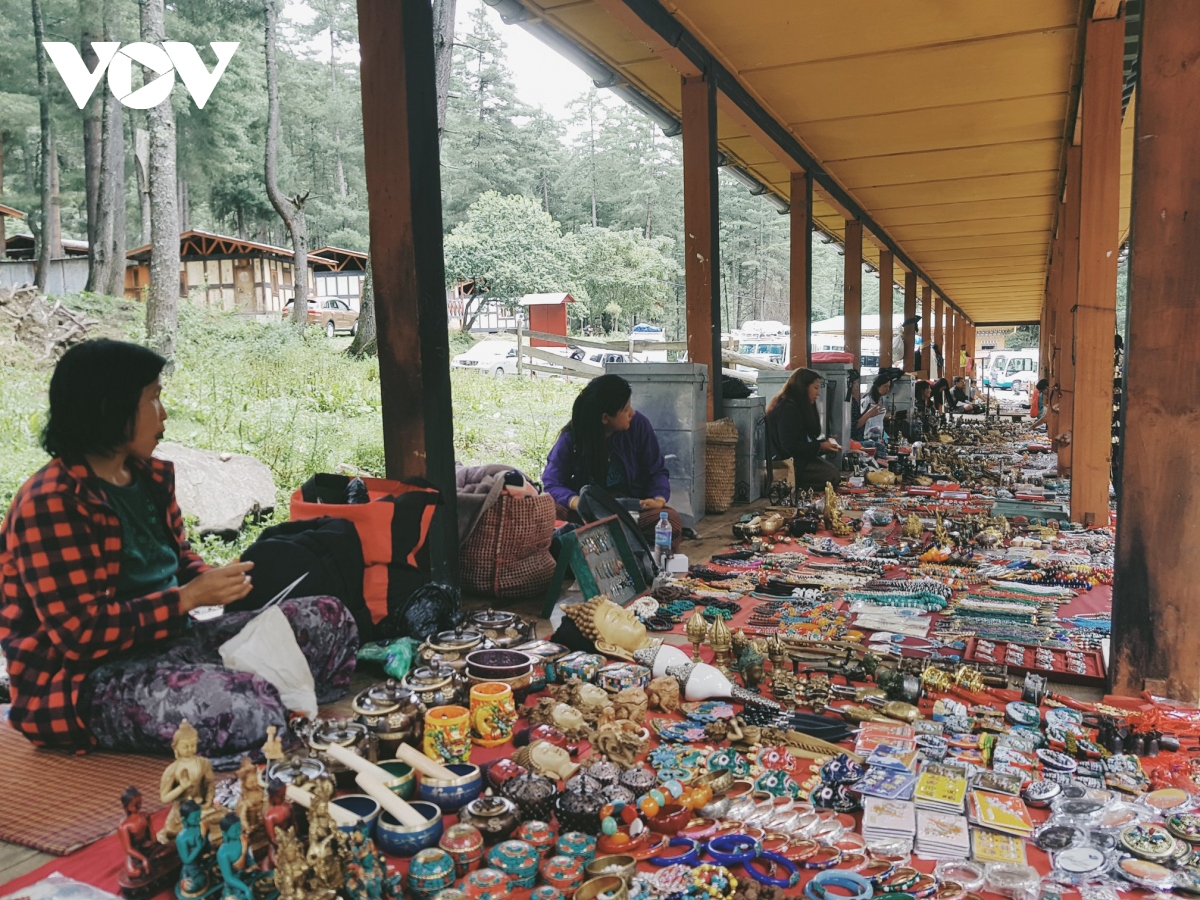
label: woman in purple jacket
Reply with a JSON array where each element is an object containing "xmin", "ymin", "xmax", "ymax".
[{"xmin": 543, "ymin": 374, "xmax": 681, "ymax": 551}]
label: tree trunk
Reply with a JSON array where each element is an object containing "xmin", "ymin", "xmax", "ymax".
[
  {"xmin": 0, "ymin": 132, "xmax": 6, "ymax": 252},
  {"xmin": 81, "ymin": 35, "xmax": 102, "ymax": 262},
  {"xmin": 177, "ymin": 174, "xmax": 189, "ymax": 231},
  {"xmin": 264, "ymin": 0, "xmax": 310, "ymax": 324},
  {"xmin": 140, "ymin": 0, "xmax": 180, "ymax": 358},
  {"xmin": 32, "ymin": 0, "xmax": 62, "ymax": 291},
  {"xmin": 134, "ymin": 127, "xmax": 151, "ymax": 245},
  {"xmin": 101, "ymin": 90, "xmax": 127, "ymax": 298},
  {"xmin": 346, "ymin": 259, "xmax": 376, "ymax": 357},
  {"xmin": 432, "ymin": 0, "xmax": 456, "ymax": 148}
]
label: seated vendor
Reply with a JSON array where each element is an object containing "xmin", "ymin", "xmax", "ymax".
[
  {"xmin": 543, "ymin": 373, "xmax": 681, "ymax": 551},
  {"xmin": 851, "ymin": 372, "xmax": 893, "ymax": 461},
  {"xmin": 951, "ymin": 376, "xmax": 979, "ymax": 413},
  {"xmin": 1030, "ymin": 378, "xmax": 1051, "ymax": 427},
  {"xmin": 765, "ymin": 367, "xmax": 842, "ymax": 490},
  {"xmin": 0, "ymin": 340, "xmax": 358, "ymax": 758}
]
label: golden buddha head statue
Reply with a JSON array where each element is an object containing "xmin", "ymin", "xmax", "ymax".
[
  {"xmin": 563, "ymin": 595, "xmax": 649, "ymax": 658},
  {"xmin": 171, "ymin": 719, "xmax": 199, "ymax": 759}
]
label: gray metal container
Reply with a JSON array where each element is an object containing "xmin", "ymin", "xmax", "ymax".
[
  {"xmin": 723, "ymin": 397, "xmax": 766, "ymax": 503},
  {"xmin": 605, "ymin": 362, "xmax": 709, "ymax": 526},
  {"xmin": 755, "ymin": 370, "xmax": 791, "ymax": 410},
  {"xmin": 811, "ymin": 360, "xmax": 854, "ymax": 468}
]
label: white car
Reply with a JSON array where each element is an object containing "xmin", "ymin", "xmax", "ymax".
[
  {"xmin": 451, "ymin": 340, "xmax": 519, "ymax": 376},
  {"xmin": 1009, "ymin": 371, "xmax": 1038, "ymax": 395}
]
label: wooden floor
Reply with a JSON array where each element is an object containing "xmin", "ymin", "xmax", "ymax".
[{"xmin": 0, "ymin": 498, "xmax": 1102, "ymax": 885}]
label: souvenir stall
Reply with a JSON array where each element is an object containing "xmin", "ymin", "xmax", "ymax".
[{"xmin": 11, "ymin": 416, "xmax": 1195, "ymax": 900}]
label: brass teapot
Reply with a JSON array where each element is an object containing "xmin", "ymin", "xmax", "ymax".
[{"xmin": 352, "ymin": 678, "xmax": 426, "ymax": 757}]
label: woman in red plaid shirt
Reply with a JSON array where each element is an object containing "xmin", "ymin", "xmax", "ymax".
[{"xmin": 0, "ymin": 341, "xmax": 357, "ymax": 758}]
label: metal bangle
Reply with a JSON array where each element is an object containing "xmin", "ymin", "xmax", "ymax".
[
  {"xmin": 801, "ymin": 845, "xmax": 844, "ymax": 870},
  {"xmin": 745, "ymin": 851, "xmax": 801, "ymax": 889},
  {"xmin": 649, "ymin": 836, "xmax": 702, "ymax": 868},
  {"xmin": 706, "ymin": 834, "xmax": 759, "ymax": 867}
]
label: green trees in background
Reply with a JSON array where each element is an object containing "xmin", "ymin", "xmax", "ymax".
[{"xmin": 0, "ymin": 0, "xmax": 869, "ymax": 348}]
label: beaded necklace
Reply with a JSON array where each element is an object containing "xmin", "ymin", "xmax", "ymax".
[{"xmin": 845, "ymin": 591, "xmax": 949, "ymax": 612}]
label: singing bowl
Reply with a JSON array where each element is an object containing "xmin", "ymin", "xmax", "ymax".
[
  {"xmin": 419, "ymin": 763, "xmax": 484, "ymax": 812},
  {"xmin": 331, "ymin": 793, "xmax": 381, "ymax": 838},
  {"xmin": 378, "ymin": 760, "xmax": 417, "ymax": 799},
  {"xmin": 375, "ymin": 801, "xmax": 445, "ymax": 857}
]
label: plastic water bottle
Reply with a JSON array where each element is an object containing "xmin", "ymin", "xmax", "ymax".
[{"xmin": 654, "ymin": 511, "xmax": 673, "ymax": 568}]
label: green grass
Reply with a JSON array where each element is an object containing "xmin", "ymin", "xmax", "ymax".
[{"xmin": 0, "ymin": 295, "xmax": 577, "ymax": 564}]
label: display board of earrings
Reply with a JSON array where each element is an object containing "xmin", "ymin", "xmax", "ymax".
[
  {"xmin": 964, "ymin": 638, "xmax": 1105, "ymax": 687},
  {"xmin": 542, "ymin": 515, "xmax": 648, "ymax": 617}
]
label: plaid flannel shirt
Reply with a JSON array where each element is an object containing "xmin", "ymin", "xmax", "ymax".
[{"xmin": 0, "ymin": 456, "xmax": 208, "ymax": 751}]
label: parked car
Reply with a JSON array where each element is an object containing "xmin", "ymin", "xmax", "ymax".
[
  {"xmin": 452, "ymin": 340, "xmax": 519, "ymax": 376},
  {"xmin": 282, "ymin": 298, "xmax": 359, "ymax": 337},
  {"xmin": 568, "ymin": 348, "xmax": 630, "ymax": 366}
]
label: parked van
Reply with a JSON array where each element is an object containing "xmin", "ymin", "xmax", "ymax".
[{"xmin": 983, "ymin": 349, "xmax": 1039, "ymax": 389}]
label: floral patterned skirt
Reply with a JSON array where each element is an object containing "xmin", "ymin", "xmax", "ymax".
[{"xmin": 81, "ymin": 595, "xmax": 358, "ymax": 761}]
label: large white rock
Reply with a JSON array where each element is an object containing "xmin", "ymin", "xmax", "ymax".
[{"xmin": 154, "ymin": 442, "xmax": 277, "ymax": 535}]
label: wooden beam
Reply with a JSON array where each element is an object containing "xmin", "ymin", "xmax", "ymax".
[
  {"xmin": 358, "ymin": 0, "xmax": 459, "ymax": 581},
  {"xmin": 1055, "ymin": 146, "xmax": 1082, "ymax": 476},
  {"xmin": 1071, "ymin": 11, "xmax": 1124, "ymax": 527},
  {"xmin": 878, "ymin": 250, "xmax": 894, "ymax": 368},
  {"xmin": 903, "ymin": 270, "xmax": 917, "ymax": 372},
  {"xmin": 1111, "ymin": 0, "xmax": 1200, "ymax": 700},
  {"xmin": 789, "ymin": 171, "xmax": 813, "ymax": 369},
  {"xmin": 920, "ymin": 284, "xmax": 932, "ymax": 378},
  {"xmin": 682, "ymin": 73, "xmax": 722, "ymax": 420},
  {"xmin": 1092, "ymin": 0, "xmax": 1122, "ymax": 19},
  {"xmin": 933, "ymin": 295, "xmax": 944, "ymax": 380},
  {"xmin": 844, "ymin": 220, "xmax": 863, "ymax": 373}
]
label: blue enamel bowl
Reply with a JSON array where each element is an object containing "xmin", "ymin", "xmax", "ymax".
[
  {"xmin": 375, "ymin": 801, "xmax": 444, "ymax": 857},
  {"xmin": 418, "ymin": 763, "xmax": 483, "ymax": 813},
  {"xmin": 330, "ymin": 793, "xmax": 381, "ymax": 839}
]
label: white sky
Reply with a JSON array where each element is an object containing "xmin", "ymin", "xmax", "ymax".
[
  {"xmin": 455, "ymin": 0, "xmax": 593, "ymax": 117},
  {"xmin": 283, "ymin": 0, "xmax": 594, "ymax": 121}
]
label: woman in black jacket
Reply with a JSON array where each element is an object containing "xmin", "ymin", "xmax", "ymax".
[{"xmin": 766, "ymin": 368, "xmax": 843, "ymax": 490}]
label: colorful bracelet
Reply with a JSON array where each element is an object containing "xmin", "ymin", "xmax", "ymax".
[
  {"xmin": 649, "ymin": 836, "xmax": 703, "ymax": 868},
  {"xmin": 804, "ymin": 870, "xmax": 873, "ymax": 900},
  {"xmin": 801, "ymin": 845, "xmax": 843, "ymax": 870},
  {"xmin": 691, "ymin": 864, "xmax": 739, "ymax": 900},
  {"xmin": 706, "ymin": 834, "xmax": 759, "ymax": 867},
  {"xmin": 745, "ymin": 852, "xmax": 801, "ymax": 889}
]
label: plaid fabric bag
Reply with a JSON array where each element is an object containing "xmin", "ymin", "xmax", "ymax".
[{"xmin": 461, "ymin": 491, "xmax": 556, "ymax": 599}]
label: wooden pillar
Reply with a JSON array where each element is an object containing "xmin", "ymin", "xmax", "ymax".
[
  {"xmin": 903, "ymin": 270, "xmax": 917, "ymax": 371},
  {"xmin": 878, "ymin": 251, "xmax": 893, "ymax": 368},
  {"xmin": 1045, "ymin": 205, "xmax": 1065, "ymax": 433},
  {"xmin": 682, "ymin": 73, "xmax": 722, "ymax": 420},
  {"xmin": 920, "ymin": 284, "xmax": 932, "ymax": 378},
  {"xmin": 947, "ymin": 313, "xmax": 958, "ymax": 379},
  {"xmin": 358, "ymin": 0, "xmax": 459, "ymax": 581},
  {"xmin": 789, "ymin": 171, "xmax": 813, "ymax": 369},
  {"xmin": 933, "ymin": 296, "xmax": 944, "ymax": 379},
  {"xmin": 1055, "ymin": 145, "xmax": 1082, "ymax": 476},
  {"xmin": 1071, "ymin": 10, "xmax": 1124, "ymax": 527},
  {"xmin": 1111, "ymin": 0, "xmax": 1200, "ymax": 700},
  {"xmin": 843, "ymin": 221, "xmax": 863, "ymax": 373}
]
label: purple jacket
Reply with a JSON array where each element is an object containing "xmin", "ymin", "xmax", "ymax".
[{"xmin": 542, "ymin": 411, "xmax": 671, "ymax": 508}]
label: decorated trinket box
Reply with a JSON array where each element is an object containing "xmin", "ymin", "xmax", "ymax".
[
  {"xmin": 407, "ymin": 848, "xmax": 457, "ymax": 900},
  {"xmin": 488, "ymin": 840, "xmax": 541, "ymax": 888},
  {"xmin": 540, "ymin": 855, "xmax": 587, "ymax": 897}
]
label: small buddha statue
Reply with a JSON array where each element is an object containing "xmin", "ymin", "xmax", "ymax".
[
  {"xmin": 216, "ymin": 814, "xmax": 256, "ymax": 900},
  {"xmin": 823, "ymin": 482, "xmax": 852, "ymax": 537},
  {"xmin": 563, "ymin": 595, "xmax": 658, "ymax": 660},
  {"xmin": 175, "ymin": 801, "xmax": 214, "ymax": 899},
  {"xmin": 117, "ymin": 785, "xmax": 179, "ymax": 892},
  {"xmin": 261, "ymin": 725, "xmax": 284, "ymax": 763},
  {"xmin": 158, "ymin": 720, "xmax": 219, "ymax": 845},
  {"xmin": 262, "ymin": 779, "xmax": 293, "ymax": 871},
  {"xmin": 235, "ymin": 756, "xmax": 266, "ymax": 851},
  {"xmin": 512, "ymin": 739, "xmax": 580, "ymax": 781}
]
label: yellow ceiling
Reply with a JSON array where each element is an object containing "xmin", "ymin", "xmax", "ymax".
[{"xmin": 513, "ymin": 0, "xmax": 1136, "ymax": 323}]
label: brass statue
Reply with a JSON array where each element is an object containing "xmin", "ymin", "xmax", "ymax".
[
  {"xmin": 708, "ymin": 616, "xmax": 733, "ymax": 673},
  {"xmin": 823, "ymin": 482, "xmax": 852, "ymax": 537},
  {"xmin": 685, "ymin": 610, "xmax": 709, "ymax": 662},
  {"xmin": 157, "ymin": 720, "xmax": 219, "ymax": 845},
  {"xmin": 902, "ymin": 513, "xmax": 923, "ymax": 540},
  {"xmin": 933, "ymin": 513, "xmax": 950, "ymax": 547}
]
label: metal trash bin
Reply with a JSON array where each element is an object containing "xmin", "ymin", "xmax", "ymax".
[
  {"xmin": 723, "ymin": 397, "xmax": 766, "ymax": 503},
  {"xmin": 810, "ymin": 352, "xmax": 855, "ymax": 469},
  {"xmin": 605, "ymin": 362, "xmax": 708, "ymax": 526}
]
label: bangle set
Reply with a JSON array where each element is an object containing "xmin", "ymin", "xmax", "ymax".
[
  {"xmin": 707, "ymin": 834, "xmax": 760, "ymax": 866},
  {"xmin": 744, "ymin": 852, "xmax": 801, "ymax": 888}
]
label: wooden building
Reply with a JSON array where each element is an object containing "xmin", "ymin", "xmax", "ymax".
[
  {"xmin": 311, "ymin": 245, "xmax": 368, "ymax": 311},
  {"xmin": 124, "ymin": 230, "xmax": 332, "ymax": 314},
  {"xmin": 3, "ymin": 232, "xmax": 90, "ymax": 260},
  {"xmin": 519, "ymin": 293, "xmax": 574, "ymax": 347}
]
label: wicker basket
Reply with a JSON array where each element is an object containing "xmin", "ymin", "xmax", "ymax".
[{"xmin": 705, "ymin": 417, "xmax": 740, "ymax": 513}]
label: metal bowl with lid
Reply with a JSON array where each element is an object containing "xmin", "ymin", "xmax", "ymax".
[
  {"xmin": 306, "ymin": 719, "xmax": 369, "ymax": 787},
  {"xmin": 418, "ymin": 627, "xmax": 487, "ymax": 672},
  {"xmin": 353, "ymin": 678, "xmax": 427, "ymax": 756},
  {"xmin": 403, "ymin": 662, "xmax": 469, "ymax": 707},
  {"xmin": 266, "ymin": 755, "xmax": 327, "ymax": 785},
  {"xmin": 468, "ymin": 609, "xmax": 533, "ymax": 649}
]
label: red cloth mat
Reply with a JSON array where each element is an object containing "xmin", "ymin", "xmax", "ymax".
[{"xmin": 0, "ymin": 719, "xmax": 168, "ymax": 856}]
